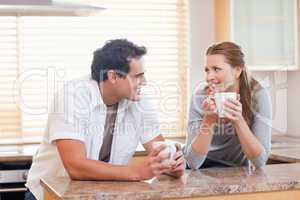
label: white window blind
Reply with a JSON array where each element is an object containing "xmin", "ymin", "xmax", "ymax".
[
  {"xmin": 0, "ymin": 0, "xmax": 189, "ymax": 143},
  {"xmin": 0, "ymin": 17, "xmax": 21, "ymax": 140}
]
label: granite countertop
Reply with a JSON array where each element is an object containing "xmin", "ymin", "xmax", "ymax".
[{"xmin": 41, "ymin": 163, "xmax": 300, "ymax": 200}]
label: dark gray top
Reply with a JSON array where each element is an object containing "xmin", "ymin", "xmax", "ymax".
[{"xmin": 183, "ymin": 84, "xmax": 272, "ymax": 169}]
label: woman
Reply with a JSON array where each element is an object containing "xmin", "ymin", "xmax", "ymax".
[{"xmin": 184, "ymin": 42, "xmax": 272, "ymax": 169}]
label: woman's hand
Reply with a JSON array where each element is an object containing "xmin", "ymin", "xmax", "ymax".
[
  {"xmin": 223, "ymin": 96, "xmax": 244, "ymax": 124},
  {"xmin": 202, "ymin": 85, "xmax": 218, "ymax": 123}
]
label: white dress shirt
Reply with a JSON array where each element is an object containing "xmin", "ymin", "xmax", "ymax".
[{"xmin": 25, "ymin": 76, "xmax": 160, "ymax": 200}]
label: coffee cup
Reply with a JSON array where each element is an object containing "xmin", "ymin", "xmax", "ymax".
[
  {"xmin": 152, "ymin": 141, "xmax": 176, "ymax": 165},
  {"xmin": 214, "ymin": 92, "xmax": 237, "ymax": 118}
]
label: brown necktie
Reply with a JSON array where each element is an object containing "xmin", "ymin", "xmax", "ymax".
[{"xmin": 98, "ymin": 103, "xmax": 118, "ymax": 162}]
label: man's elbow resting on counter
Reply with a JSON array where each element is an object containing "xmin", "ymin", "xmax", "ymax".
[
  {"xmin": 65, "ymin": 165, "xmax": 87, "ymax": 180},
  {"xmin": 62, "ymin": 158, "xmax": 93, "ymax": 180}
]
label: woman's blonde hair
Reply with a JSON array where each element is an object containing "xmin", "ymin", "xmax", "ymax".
[{"xmin": 206, "ymin": 41, "xmax": 261, "ymax": 127}]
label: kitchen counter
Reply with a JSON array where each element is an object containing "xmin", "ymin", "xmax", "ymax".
[
  {"xmin": 41, "ymin": 163, "xmax": 300, "ymax": 200},
  {"xmin": 271, "ymin": 135, "xmax": 300, "ymax": 149},
  {"xmin": 269, "ymin": 135, "xmax": 300, "ymax": 163},
  {"xmin": 270, "ymin": 148, "xmax": 300, "ymax": 163},
  {"xmin": 0, "ymin": 144, "xmax": 39, "ymax": 162}
]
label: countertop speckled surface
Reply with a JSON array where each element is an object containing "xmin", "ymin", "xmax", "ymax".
[{"xmin": 41, "ymin": 163, "xmax": 300, "ymax": 200}]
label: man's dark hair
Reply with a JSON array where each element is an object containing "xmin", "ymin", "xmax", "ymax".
[{"xmin": 91, "ymin": 39, "xmax": 147, "ymax": 82}]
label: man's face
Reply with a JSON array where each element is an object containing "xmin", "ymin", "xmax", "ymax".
[{"xmin": 116, "ymin": 57, "xmax": 146, "ymax": 101}]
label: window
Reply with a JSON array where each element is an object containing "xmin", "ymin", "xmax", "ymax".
[{"xmin": 0, "ymin": 0, "xmax": 189, "ymax": 143}]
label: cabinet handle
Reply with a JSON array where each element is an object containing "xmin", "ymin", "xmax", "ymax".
[{"xmin": 0, "ymin": 187, "xmax": 27, "ymax": 193}]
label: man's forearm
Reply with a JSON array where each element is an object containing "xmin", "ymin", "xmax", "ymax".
[{"xmin": 66, "ymin": 158, "xmax": 140, "ymax": 181}]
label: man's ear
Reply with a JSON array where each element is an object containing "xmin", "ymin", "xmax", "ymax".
[
  {"xmin": 235, "ymin": 66, "xmax": 243, "ymax": 79},
  {"xmin": 106, "ymin": 70, "xmax": 117, "ymax": 84}
]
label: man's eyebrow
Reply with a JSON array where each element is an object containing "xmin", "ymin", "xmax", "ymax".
[{"xmin": 135, "ymin": 72, "xmax": 145, "ymax": 77}]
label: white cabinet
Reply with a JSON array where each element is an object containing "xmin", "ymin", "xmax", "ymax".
[
  {"xmin": 215, "ymin": 0, "xmax": 298, "ymax": 70},
  {"xmin": 230, "ymin": 0, "xmax": 298, "ymax": 70}
]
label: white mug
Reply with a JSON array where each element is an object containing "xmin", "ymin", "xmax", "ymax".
[
  {"xmin": 152, "ymin": 141, "xmax": 176, "ymax": 165},
  {"xmin": 214, "ymin": 92, "xmax": 237, "ymax": 118}
]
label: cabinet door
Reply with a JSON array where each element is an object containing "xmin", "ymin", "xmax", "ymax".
[{"xmin": 215, "ymin": 0, "xmax": 298, "ymax": 70}]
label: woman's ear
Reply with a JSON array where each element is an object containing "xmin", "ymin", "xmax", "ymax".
[{"xmin": 235, "ymin": 66, "xmax": 243, "ymax": 79}]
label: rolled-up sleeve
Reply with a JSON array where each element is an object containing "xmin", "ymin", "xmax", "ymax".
[
  {"xmin": 249, "ymin": 88, "xmax": 272, "ymax": 168},
  {"xmin": 48, "ymin": 82, "xmax": 93, "ymax": 144},
  {"xmin": 183, "ymin": 88, "xmax": 208, "ymax": 169}
]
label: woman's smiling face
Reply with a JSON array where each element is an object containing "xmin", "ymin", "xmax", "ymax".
[{"xmin": 205, "ymin": 54, "xmax": 241, "ymax": 92}]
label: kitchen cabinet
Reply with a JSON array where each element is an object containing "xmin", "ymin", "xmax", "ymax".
[{"xmin": 215, "ymin": 0, "xmax": 298, "ymax": 70}]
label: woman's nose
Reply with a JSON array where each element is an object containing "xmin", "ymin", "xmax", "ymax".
[{"xmin": 206, "ymin": 71, "xmax": 216, "ymax": 83}]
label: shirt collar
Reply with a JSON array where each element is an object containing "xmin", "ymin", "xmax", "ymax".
[{"xmin": 89, "ymin": 78, "xmax": 103, "ymax": 108}]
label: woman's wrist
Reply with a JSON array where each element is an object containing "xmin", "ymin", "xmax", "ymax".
[
  {"xmin": 233, "ymin": 116, "xmax": 246, "ymax": 130},
  {"xmin": 198, "ymin": 116, "xmax": 216, "ymax": 136}
]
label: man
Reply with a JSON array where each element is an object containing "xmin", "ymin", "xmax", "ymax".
[{"xmin": 25, "ymin": 39, "xmax": 185, "ymax": 200}]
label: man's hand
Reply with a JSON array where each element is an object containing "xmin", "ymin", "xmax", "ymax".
[
  {"xmin": 134, "ymin": 144, "xmax": 173, "ymax": 180},
  {"xmin": 166, "ymin": 143, "xmax": 185, "ymax": 178}
]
